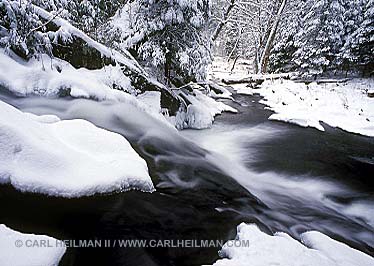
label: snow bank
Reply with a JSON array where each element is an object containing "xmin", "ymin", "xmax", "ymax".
[
  {"xmin": 210, "ymin": 223, "xmax": 374, "ymax": 266},
  {"xmin": 255, "ymin": 79, "xmax": 374, "ymax": 137},
  {"xmin": 174, "ymin": 89, "xmax": 237, "ymax": 129},
  {"xmin": 0, "ymin": 100, "xmax": 154, "ymax": 197},
  {"xmin": 0, "ymin": 224, "xmax": 66, "ymax": 266}
]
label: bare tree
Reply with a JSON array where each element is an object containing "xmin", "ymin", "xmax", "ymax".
[{"xmin": 211, "ymin": 0, "xmax": 290, "ymax": 74}]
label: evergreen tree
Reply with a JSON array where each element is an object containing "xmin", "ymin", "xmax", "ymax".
[
  {"xmin": 343, "ymin": 0, "xmax": 374, "ymax": 76},
  {"xmin": 269, "ymin": 0, "xmax": 304, "ymax": 73},
  {"xmin": 0, "ymin": 0, "xmax": 53, "ymax": 58},
  {"xmin": 340, "ymin": 0, "xmax": 365, "ymax": 75},
  {"xmin": 294, "ymin": 0, "xmax": 345, "ymax": 77}
]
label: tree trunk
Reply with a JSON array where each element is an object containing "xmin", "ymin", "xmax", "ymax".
[
  {"xmin": 230, "ymin": 55, "xmax": 240, "ymax": 73},
  {"xmin": 258, "ymin": 0, "xmax": 287, "ymax": 74},
  {"xmin": 253, "ymin": 50, "xmax": 259, "ymax": 74}
]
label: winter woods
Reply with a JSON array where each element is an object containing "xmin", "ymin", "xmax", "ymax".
[
  {"xmin": 0, "ymin": 0, "xmax": 373, "ymax": 86},
  {"xmin": 211, "ymin": 0, "xmax": 373, "ymax": 77}
]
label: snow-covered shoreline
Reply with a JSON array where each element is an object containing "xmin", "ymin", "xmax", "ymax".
[{"xmin": 232, "ymin": 78, "xmax": 374, "ymax": 137}]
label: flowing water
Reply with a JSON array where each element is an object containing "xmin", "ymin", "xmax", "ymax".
[{"xmin": 0, "ymin": 88, "xmax": 373, "ymax": 265}]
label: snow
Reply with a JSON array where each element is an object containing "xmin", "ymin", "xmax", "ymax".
[
  {"xmin": 0, "ymin": 100, "xmax": 154, "ymax": 197},
  {"xmin": 174, "ymin": 88, "xmax": 237, "ymax": 129},
  {"xmin": 302, "ymin": 231, "xmax": 374, "ymax": 266},
  {"xmin": 252, "ymin": 79, "xmax": 374, "ymax": 137},
  {"xmin": 209, "ymin": 223, "xmax": 374, "ymax": 266},
  {"xmin": 0, "ymin": 224, "xmax": 66, "ymax": 266},
  {"xmin": 0, "ymin": 49, "xmax": 177, "ymax": 130},
  {"xmin": 230, "ymin": 83, "xmax": 254, "ymax": 95},
  {"xmin": 204, "ymin": 81, "xmax": 233, "ymax": 99},
  {"xmin": 0, "ymin": 49, "xmax": 235, "ymax": 131},
  {"xmin": 208, "ymin": 57, "xmax": 253, "ymax": 82},
  {"xmin": 0, "ymin": 49, "xmax": 133, "ymax": 99},
  {"xmin": 137, "ymin": 91, "xmax": 162, "ymax": 114},
  {"xmin": 33, "ymin": 4, "xmax": 144, "ymax": 74}
]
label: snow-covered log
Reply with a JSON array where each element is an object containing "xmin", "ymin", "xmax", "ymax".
[{"xmin": 222, "ymin": 73, "xmax": 294, "ymax": 85}]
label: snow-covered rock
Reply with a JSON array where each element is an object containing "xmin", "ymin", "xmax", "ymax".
[
  {"xmin": 0, "ymin": 224, "xmax": 66, "ymax": 266},
  {"xmin": 255, "ymin": 79, "xmax": 374, "ymax": 137},
  {"xmin": 210, "ymin": 223, "xmax": 374, "ymax": 266},
  {"xmin": 0, "ymin": 100, "xmax": 154, "ymax": 197}
]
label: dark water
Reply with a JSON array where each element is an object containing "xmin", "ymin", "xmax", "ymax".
[{"xmin": 0, "ymin": 89, "xmax": 373, "ymax": 265}]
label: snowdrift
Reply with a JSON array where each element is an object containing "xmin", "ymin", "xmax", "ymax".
[{"xmin": 0, "ymin": 100, "xmax": 154, "ymax": 197}]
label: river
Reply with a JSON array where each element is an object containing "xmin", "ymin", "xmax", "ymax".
[{"xmin": 0, "ymin": 87, "xmax": 373, "ymax": 265}]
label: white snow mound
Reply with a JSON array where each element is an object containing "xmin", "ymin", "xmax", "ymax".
[
  {"xmin": 0, "ymin": 100, "xmax": 154, "ymax": 197},
  {"xmin": 210, "ymin": 223, "xmax": 374, "ymax": 266},
  {"xmin": 0, "ymin": 224, "xmax": 66, "ymax": 266}
]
